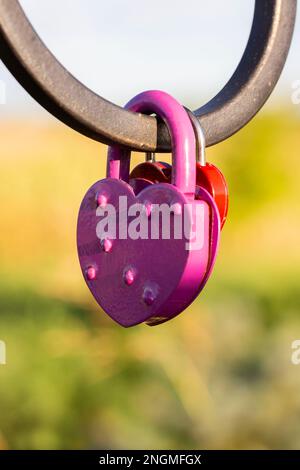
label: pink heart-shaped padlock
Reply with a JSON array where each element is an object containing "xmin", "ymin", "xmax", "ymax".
[{"xmin": 77, "ymin": 90, "xmax": 220, "ymax": 327}]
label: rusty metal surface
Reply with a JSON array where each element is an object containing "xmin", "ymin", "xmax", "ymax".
[{"xmin": 0, "ymin": 0, "xmax": 297, "ymax": 151}]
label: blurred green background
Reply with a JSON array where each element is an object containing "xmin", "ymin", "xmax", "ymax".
[{"xmin": 1, "ymin": 107, "xmax": 300, "ymax": 449}]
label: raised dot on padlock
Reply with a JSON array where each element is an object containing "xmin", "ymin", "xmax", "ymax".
[
  {"xmin": 171, "ymin": 202, "xmax": 182, "ymax": 216},
  {"xmin": 101, "ymin": 238, "xmax": 112, "ymax": 253},
  {"xmin": 143, "ymin": 286, "xmax": 156, "ymax": 306},
  {"xmin": 86, "ymin": 266, "xmax": 97, "ymax": 281},
  {"xmin": 123, "ymin": 268, "xmax": 135, "ymax": 286},
  {"xmin": 96, "ymin": 193, "xmax": 107, "ymax": 208}
]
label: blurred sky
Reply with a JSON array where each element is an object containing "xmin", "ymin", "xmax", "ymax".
[{"xmin": 0, "ymin": 0, "xmax": 299, "ymax": 118}]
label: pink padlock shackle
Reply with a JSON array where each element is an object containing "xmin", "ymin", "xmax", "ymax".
[{"xmin": 107, "ymin": 90, "xmax": 196, "ymax": 198}]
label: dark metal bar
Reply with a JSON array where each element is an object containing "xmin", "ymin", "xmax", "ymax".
[{"xmin": 0, "ymin": 0, "xmax": 297, "ymax": 151}]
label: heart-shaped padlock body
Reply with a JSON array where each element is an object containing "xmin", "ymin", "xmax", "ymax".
[
  {"xmin": 77, "ymin": 178, "xmax": 212, "ymax": 327},
  {"xmin": 78, "ymin": 89, "xmax": 223, "ymax": 327}
]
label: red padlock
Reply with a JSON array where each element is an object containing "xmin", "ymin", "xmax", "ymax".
[
  {"xmin": 195, "ymin": 162, "xmax": 228, "ymax": 229},
  {"xmin": 186, "ymin": 108, "xmax": 228, "ymax": 229},
  {"xmin": 129, "ymin": 152, "xmax": 171, "ymax": 188}
]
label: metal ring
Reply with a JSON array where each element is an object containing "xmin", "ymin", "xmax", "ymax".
[{"xmin": 0, "ymin": 0, "xmax": 297, "ymax": 151}]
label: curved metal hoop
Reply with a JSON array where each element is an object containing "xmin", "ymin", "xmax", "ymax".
[{"xmin": 0, "ymin": 0, "xmax": 297, "ymax": 151}]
